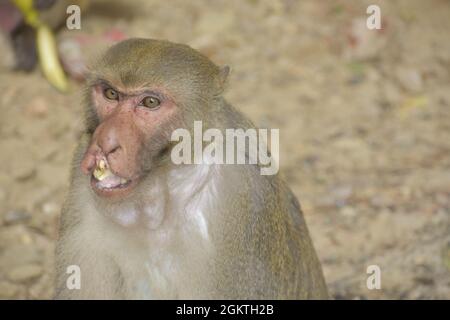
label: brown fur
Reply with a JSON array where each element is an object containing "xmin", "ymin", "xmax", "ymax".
[{"xmin": 55, "ymin": 38, "xmax": 328, "ymax": 299}]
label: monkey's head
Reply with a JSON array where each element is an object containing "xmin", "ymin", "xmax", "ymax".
[{"xmin": 81, "ymin": 38, "xmax": 229, "ymax": 200}]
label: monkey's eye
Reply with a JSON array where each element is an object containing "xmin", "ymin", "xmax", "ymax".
[
  {"xmin": 104, "ymin": 88, "xmax": 119, "ymax": 100},
  {"xmin": 141, "ymin": 96, "xmax": 161, "ymax": 109}
]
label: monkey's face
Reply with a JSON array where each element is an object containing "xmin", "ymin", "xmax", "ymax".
[
  {"xmin": 80, "ymin": 39, "xmax": 226, "ymax": 201},
  {"xmin": 81, "ymin": 81, "xmax": 179, "ymax": 199}
]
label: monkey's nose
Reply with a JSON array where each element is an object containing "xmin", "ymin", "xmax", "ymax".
[
  {"xmin": 102, "ymin": 143, "xmax": 121, "ymax": 157},
  {"xmin": 97, "ymin": 132, "xmax": 122, "ymax": 158}
]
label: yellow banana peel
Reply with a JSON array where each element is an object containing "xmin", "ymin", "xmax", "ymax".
[
  {"xmin": 36, "ymin": 25, "xmax": 69, "ymax": 92},
  {"xmin": 12, "ymin": 0, "xmax": 39, "ymax": 27},
  {"xmin": 13, "ymin": 0, "xmax": 69, "ymax": 92}
]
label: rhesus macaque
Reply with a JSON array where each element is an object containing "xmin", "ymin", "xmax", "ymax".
[{"xmin": 55, "ymin": 38, "xmax": 328, "ymax": 299}]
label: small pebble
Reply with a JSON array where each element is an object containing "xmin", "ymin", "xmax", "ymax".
[
  {"xmin": 7, "ymin": 264, "xmax": 43, "ymax": 283},
  {"xmin": 3, "ymin": 210, "xmax": 31, "ymax": 225},
  {"xmin": 24, "ymin": 97, "xmax": 49, "ymax": 118}
]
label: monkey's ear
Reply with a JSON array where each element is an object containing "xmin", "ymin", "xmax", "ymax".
[{"xmin": 217, "ymin": 65, "xmax": 231, "ymax": 91}]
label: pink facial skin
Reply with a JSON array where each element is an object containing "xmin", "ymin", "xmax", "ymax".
[{"xmin": 81, "ymin": 83, "xmax": 177, "ymax": 199}]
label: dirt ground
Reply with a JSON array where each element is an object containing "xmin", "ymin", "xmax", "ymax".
[{"xmin": 0, "ymin": 0, "xmax": 449, "ymax": 299}]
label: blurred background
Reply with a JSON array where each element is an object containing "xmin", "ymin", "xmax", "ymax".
[{"xmin": 0, "ymin": 0, "xmax": 449, "ymax": 299}]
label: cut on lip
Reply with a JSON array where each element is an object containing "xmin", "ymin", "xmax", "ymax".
[{"xmin": 92, "ymin": 158, "xmax": 129, "ymax": 189}]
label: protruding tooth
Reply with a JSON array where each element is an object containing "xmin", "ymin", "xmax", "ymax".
[
  {"xmin": 120, "ymin": 178, "xmax": 128, "ymax": 185},
  {"xmin": 93, "ymin": 158, "xmax": 109, "ymax": 181},
  {"xmin": 93, "ymin": 167, "xmax": 112, "ymax": 181},
  {"xmin": 99, "ymin": 159, "xmax": 106, "ymax": 170},
  {"xmin": 93, "ymin": 167, "xmax": 104, "ymax": 180}
]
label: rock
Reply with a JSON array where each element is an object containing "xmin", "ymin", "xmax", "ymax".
[
  {"xmin": 3, "ymin": 210, "xmax": 31, "ymax": 225},
  {"xmin": 7, "ymin": 264, "xmax": 43, "ymax": 283},
  {"xmin": 414, "ymin": 275, "xmax": 435, "ymax": 286},
  {"xmin": 370, "ymin": 194, "xmax": 395, "ymax": 209},
  {"xmin": 0, "ymin": 281, "xmax": 20, "ymax": 299},
  {"xmin": 19, "ymin": 186, "xmax": 52, "ymax": 213},
  {"xmin": 0, "ymin": 244, "xmax": 43, "ymax": 271},
  {"xmin": 29, "ymin": 274, "xmax": 54, "ymax": 299},
  {"xmin": 42, "ymin": 202, "xmax": 60, "ymax": 216},
  {"xmin": 24, "ymin": 97, "xmax": 49, "ymax": 118},
  {"xmin": 331, "ymin": 185, "xmax": 353, "ymax": 208},
  {"xmin": 395, "ymin": 67, "xmax": 423, "ymax": 93},
  {"xmin": 10, "ymin": 156, "xmax": 36, "ymax": 181}
]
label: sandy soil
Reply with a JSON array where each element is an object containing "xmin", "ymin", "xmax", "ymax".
[{"xmin": 0, "ymin": 0, "xmax": 449, "ymax": 299}]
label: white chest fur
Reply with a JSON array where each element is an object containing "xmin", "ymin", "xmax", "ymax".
[{"xmin": 79, "ymin": 161, "xmax": 221, "ymax": 299}]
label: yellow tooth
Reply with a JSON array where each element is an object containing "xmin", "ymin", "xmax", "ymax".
[
  {"xmin": 93, "ymin": 165, "xmax": 112, "ymax": 181},
  {"xmin": 93, "ymin": 167, "xmax": 104, "ymax": 181},
  {"xmin": 99, "ymin": 159, "xmax": 106, "ymax": 170},
  {"xmin": 120, "ymin": 178, "xmax": 128, "ymax": 185}
]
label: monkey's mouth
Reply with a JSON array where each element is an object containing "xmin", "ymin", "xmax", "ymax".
[{"xmin": 90, "ymin": 158, "xmax": 134, "ymax": 194}]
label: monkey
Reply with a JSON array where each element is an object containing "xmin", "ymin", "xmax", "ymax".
[{"xmin": 55, "ymin": 38, "xmax": 328, "ymax": 299}]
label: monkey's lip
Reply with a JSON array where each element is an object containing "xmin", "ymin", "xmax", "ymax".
[
  {"xmin": 90, "ymin": 174, "xmax": 138, "ymax": 197},
  {"xmin": 92, "ymin": 173, "xmax": 130, "ymax": 188},
  {"xmin": 88, "ymin": 157, "xmax": 140, "ymax": 197},
  {"xmin": 90, "ymin": 170, "xmax": 138, "ymax": 197}
]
